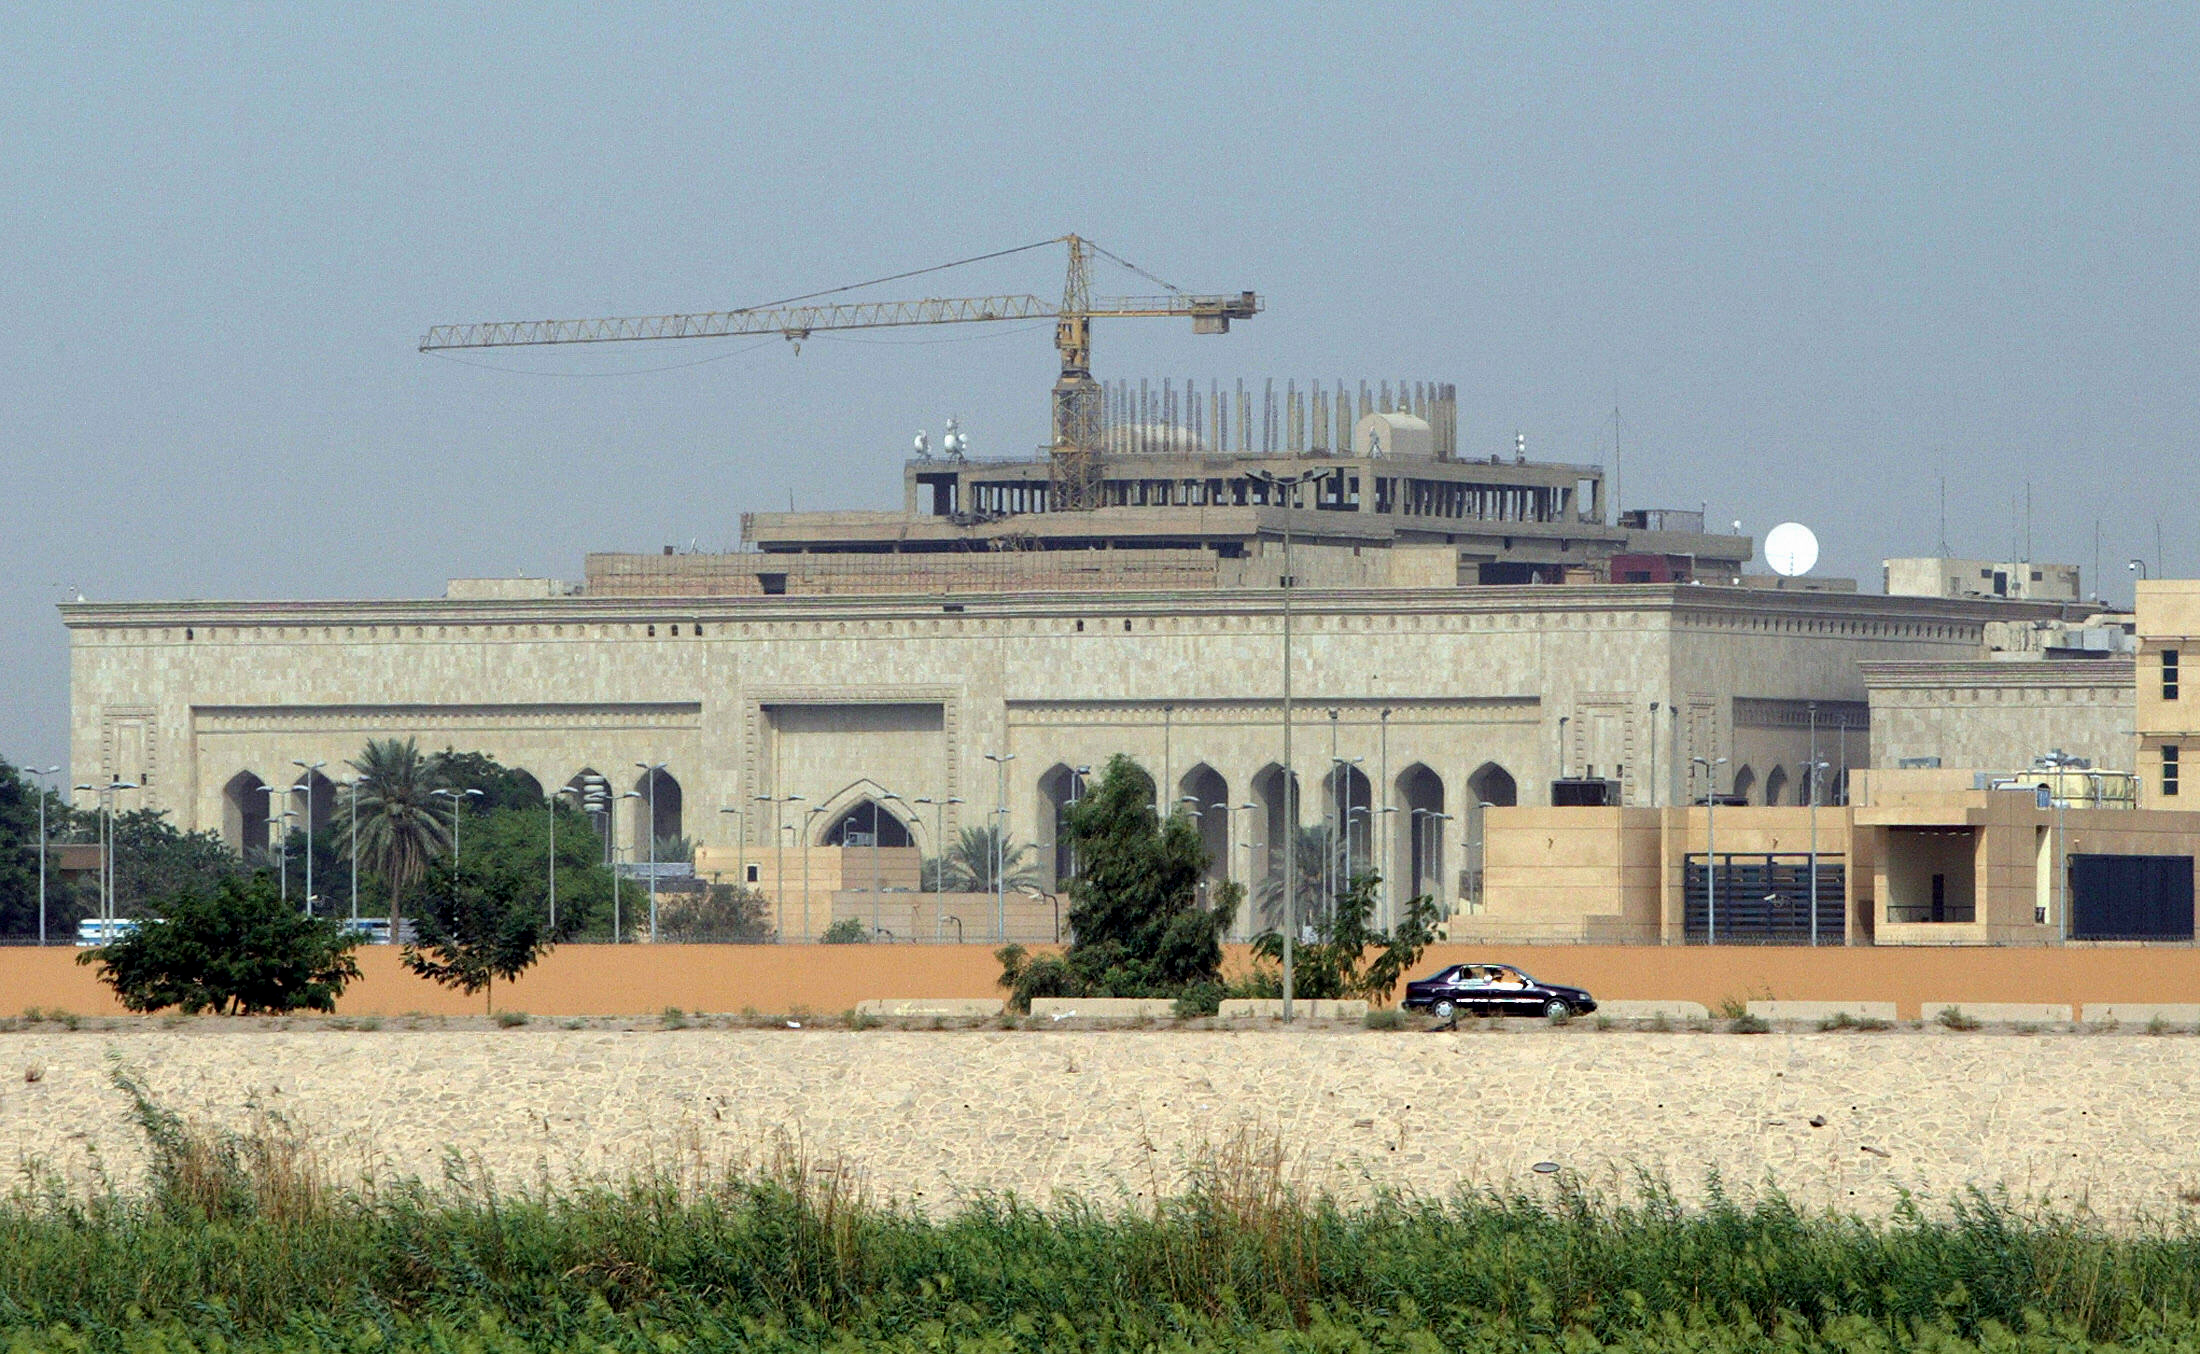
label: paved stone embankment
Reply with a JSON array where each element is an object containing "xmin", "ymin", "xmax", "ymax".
[{"xmin": 2, "ymin": 1025, "xmax": 2195, "ymax": 1222}]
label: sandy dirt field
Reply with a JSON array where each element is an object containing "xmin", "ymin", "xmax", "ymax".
[{"xmin": 2, "ymin": 1022, "xmax": 2195, "ymax": 1223}]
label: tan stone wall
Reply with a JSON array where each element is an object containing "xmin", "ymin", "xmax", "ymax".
[
  {"xmin": 16, "ymin": 942, "xmax": 2200, "ymax": 1021},
  {"xmin": 2136, "ymin": 581, "xmax": 2200, "ymax": 808}
]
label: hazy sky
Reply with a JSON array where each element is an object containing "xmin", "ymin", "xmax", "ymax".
[{"xmin": 6, "ymin": 3, "xmax": 2197, "ymax": 771}]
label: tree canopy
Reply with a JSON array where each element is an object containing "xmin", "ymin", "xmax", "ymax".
[
  {"xmin": 401, "ymin": 854, "xmax": 570, "ymax": 1011},
  {"xmin": 997, "ymin": 755, "xmax": 1235, "ymax": 1009},
  {"xmin": 345, "ymin": 738, "xmax": 448, "ymax": 936},
  {"xmin": 0, "ymin": 759, "xmax": 78, "ymax": 939},
  {"xmin": 1245, "ymin": 872, "xmax": 1440, "ymax": 1003},
  {"xmin": 78, "ymin": 873, "xmax": 362, "ymax": 1015}
]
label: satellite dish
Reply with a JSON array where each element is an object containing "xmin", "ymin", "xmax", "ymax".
[{"xmin": 1764, "ymin": 522, "xmax": 1820, "ymax": 577}]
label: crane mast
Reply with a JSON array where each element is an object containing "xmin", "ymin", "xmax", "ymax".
[{"xmin": 420, "ymin": 235, "xmax": 1259, "ymax": 511}]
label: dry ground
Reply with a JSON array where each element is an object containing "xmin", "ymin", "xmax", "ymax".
[{"xmin": 3, "ymin": 1014, "xmax": 2196, "ymax": 1222}]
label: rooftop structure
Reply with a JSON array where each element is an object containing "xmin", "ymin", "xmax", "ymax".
[{"xmin": 1885, "ymin": 556, "xmax": 2083, "ymax": 603}]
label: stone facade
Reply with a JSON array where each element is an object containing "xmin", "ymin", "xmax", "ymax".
[
  {"xmin": 63, "ymin": 583, "xmax": 2047, "ymax": 938},
  {"xmin": 1862, "ymin": 659, "xmax": 2135, "ymax": 776}
]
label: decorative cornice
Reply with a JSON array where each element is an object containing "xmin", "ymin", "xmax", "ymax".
[
  {"xmin": 1858, "ymin": 660, "xmax": 2136, "ymax": 691},
  {"xmin": 58, "ymin": 585, "xmax": 2082, "ymax": 631}
]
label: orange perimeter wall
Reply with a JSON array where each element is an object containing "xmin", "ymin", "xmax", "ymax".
[{"xmin": 5, "ymin": 943, "xmax": 2200, "ymax": 1020}]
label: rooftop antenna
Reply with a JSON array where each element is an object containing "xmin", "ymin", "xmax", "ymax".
[
  {"xmin": 1937, "ymin": 476, "xmax": 1950, "ymax": 556},
  {"xmin": 1514, "ymin": 430, "xmax": 1526, "ymax": 464},
  {"xmin": 1610, "ymin": 390, "xmax": 1621, "ymax": 526},
  {"xmin": 2025, "ymin": 481, "xmax": 2032, "ymax": 563},
  {"xmin": 942, "ymin": 416, "xmax": 967, "ymax": 460},
  {"xmin": 913, "ymin": 429, "xmax": 931, "ymax": 459}
]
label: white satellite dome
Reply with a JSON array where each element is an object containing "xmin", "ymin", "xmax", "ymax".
[{"xmin": 1764, "ymin": 522, "xmax": 1821, "ymax": 577}]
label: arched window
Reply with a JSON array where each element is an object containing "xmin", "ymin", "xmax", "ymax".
[{"xmin": 821, "ymin": 799, "xmax": 913, "ymax": 848}]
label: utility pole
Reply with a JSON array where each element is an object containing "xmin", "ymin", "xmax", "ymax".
[
  {"xmin": 26, "ymin": 767, "xmax": 58, "ymax": 945},
  {"xmin": 985, "ymin": 752, "xmax": 1014, "ymax": 940},
  {"xmin": 1691, "ymin": 756, "xmax": 1728, "ymax": 942},
  {"xmin": 1250, "ymin": 466, "xmax": 1330, "ymax": 1023},
  {"xmin": 636, "ymin": 762, "xmax": 666, "ymax": 942},
  {"xmin": 293, "ymin": 761, "xmax": 326, "ymax": 916}
]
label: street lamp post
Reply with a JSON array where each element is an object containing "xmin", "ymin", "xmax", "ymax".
[
  {"xmin": 1691, "ymin": 755, "xmax": 1729, "ymax": 942},
  {"xmin": 1805, "ymin": 752, "xmax": 1830, "ymax": 947},
  {"xmin": 805, "ymin": 805, "xmax": 828, "ymax": 935},
  {"xmin": 25, "ymin": 767, "xmax": 58, "ymax": 944},
  {"xmin": 292, "ymin": 761, "xmax": 326, "ymax": 916},
  {"xmin": 757, "ymin": 793, "xmax": 803, "ymax": 938},
  {"xmin": 914, "ymin": 795, "xmax": 964, "ymax": 940},
  {"xmin": 1471, "ymin": 800, "xmax": 1497, "ymax": 915},
  {"xmin": 613, "ymin": 789, "xmax": 643, "ymax": 940},
  {"xmin": 257, "ymin": 784, "xmax": 291, "ymax": 903},
  {"xmin": 873, "ymin": 791, "xmax": 904, "ymax": 938},
  {"xmin": 552, "ymin": 785, "xmax": 588, "ymax": 932},
  {"xmin": 636, "ymin": 762, "xmax": 667, "ymax": 943},
  {"xmin": 1330, "ymin": 753, "xmax": 1364, "ymax": 918},
  {"xmin": 344, "ymin": 776, "xmax": 367, "ymax": 926},
  {"xmin": 1378, "ymin": 707, "xmax": 1392, "ymax": 927},
  {"xmin": 1248, "ymin": 465, "xmax": 1331, "ymax": 1023},
  {"xmin": 984, "ymin": 752, "xmax": 1014, "ymax": 941},
  {"xmin": 431, "ymin": 787, "xmax": 485, "ymax": 867},
  {"xmin": 718, "ymin": 806, "xmax": 745, "ymax": 894}
]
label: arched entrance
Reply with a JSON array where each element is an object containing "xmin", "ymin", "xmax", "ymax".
[
  {"xmin": 222, "ymin": 771, "xmax": 268, "ymax": 856},
  {"xmin": 1395, "ymin": 764, "xmax": 1447, "ymax": 910}
]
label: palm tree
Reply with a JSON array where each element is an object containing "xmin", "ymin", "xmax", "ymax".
[
  {"xmin": 1253, "ymin": 823, "xmax": 1337, "ymax": 933},
  {"xmin": 923, "ymin": 824, "xmax": 1043, "ymax": 893},
  {"xmin": 344, "ymin": 737, "xmax": 448, "ymax": 937}
]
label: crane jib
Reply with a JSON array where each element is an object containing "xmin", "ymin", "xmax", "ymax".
[{"xmin": 418, "ymin": 293, "xmax": 1260, "ymax": 350}]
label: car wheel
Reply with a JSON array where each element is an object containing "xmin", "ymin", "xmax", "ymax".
[
  {"xmin": 1431, "ymin": 998, "xmax": 1457, "ymax": 1021},
  {"xmin": 1543, "ymin": 998, "xmax": 1572, "ymax": 1020}
]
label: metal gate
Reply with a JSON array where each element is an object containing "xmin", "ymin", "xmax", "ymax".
[
  {"xmin": 2070, "ymin": 854, "xmax": 2194, "ymax": 940},
  {"xmin": 1685, "ymin": 853, "xmax": 1845, "ymax": 944}
]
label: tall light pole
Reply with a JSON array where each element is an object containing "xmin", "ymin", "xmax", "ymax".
[
  {"xmin": 1248, "ymin": 465, "xmax": 1331, "ymax": 1023},
  {"xmin": 914, "ymin": 795, "xmax": 964, "ymax": 939},
  {"xmin": 1377, "ymin": 708, "xmax": 1392, "ymax": 927},
  {"xmin": 26, "ymin": 767, "xmax": 58, "ymax": 944},
  {"xmin": 758, "ymin": 792, "xmax": 803, "ymax": 938},
  {"xmin": 984, "ymin": 752, "xmax": 1014, "ymax": 941},
  {"xmin": 1472, "ymin": 800, "xmax": 1497, "ymax": 915},
  {"xmin": 1691, "ymin": 755, "xmax": 1729, "ymax": 942},
  {"xmin": 805, "ymin": 804, "xmax": 828, "ymax": 936},
  {"xmin": 343, "ymin": 776, "xmax": 366, "ymax": 926},
  {"xmin": 552, "ymin": 785, "xmax": 588, "ymax": 932},
  {"xmin": 1331, "ymin": 753, "xmax": 1364, "ymax": 919},
  {"xmin": 258, "ymin": 784, "xmax": 290, "ymax": 903},
  {"xmin": 873, "ymin": 791, "xmax": 904, "ymax": 937},
  {"xmin": 292, "ymin": 760, "xmax": 326, "ymax": 916},
  {"xmin": 636, "ymin": 762, "xmax": 667, "ymax": 943},
  {"xmin": 718, "ymin": 805, "xmax": 746, "ymax": 895},
  {"xmin": 613, "ymin": 789, "xmax": 643, "ymax": 941},
  {"xmin": 73, "ymin": 780, "xmax": 135, "ymax": 929},
  {"xmin": 431, "ymin": 787, "xmax": 484, "ymax": 867}
]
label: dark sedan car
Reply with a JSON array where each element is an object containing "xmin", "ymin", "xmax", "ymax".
[{"xmin": 1401, "ymin": 963, "xmax": 1596, "ymax": 1021}]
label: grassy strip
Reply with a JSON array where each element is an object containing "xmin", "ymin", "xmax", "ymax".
[{"xmin": 0, "ymin": 1075, "xmax": 2197, "ymax": 1350}]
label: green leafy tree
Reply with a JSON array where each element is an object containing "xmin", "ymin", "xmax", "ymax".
[
  {"xmin": 997, "ymin": 755, "xmax": 1234, "ymax": 1010},
  {"xmin": 401, "ymin": 855, "xmax": 564, "ymax": 1012},
  {"xmin": 345, "ymin": 738, "xmax": 449, "ymax": 937},
  {"xmin": 820, "ymin": 917, "xmax": 870, "ymax": 944},
  {"xmin": 110, "ymin": 809, "xmax": 245, "ymax": 917},
  {"xmin": 0, "ymin": 759, "xmax": 83, "ymax": 939},
  {"xmin": 78, "ymin": 873, "xmax": 362, "ymax": 1014},
  {"xmin": 1245, "ymin": 872, "xmax": 1440, "ymax": 1003},
  {"xmin": 657, "ymin": 881, "xmax": 773, "ymax": 943},
  {"xmin": 923, "ymin": 824, "xmax": 1042, "ymax": 892},
  {"xmin": 425, "ymin": 747, "xmax": 545, "ymax": 814}
]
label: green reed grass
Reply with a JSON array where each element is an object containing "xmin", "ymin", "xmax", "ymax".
[{"xmin": 3, "ymin": 1077, "xmax": 2200, "ymax": 1351}]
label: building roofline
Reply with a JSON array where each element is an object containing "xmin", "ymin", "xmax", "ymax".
[{"xmin": 58, "ymin": 585, "xmax": 2084, "ymax": 631}]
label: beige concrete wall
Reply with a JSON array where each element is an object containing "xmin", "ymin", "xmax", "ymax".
[
  {"xmin": 17, "ymin": 942, "xmax": 2200, "ymax": 1021},
  {"xmin": 2136, "ymin": 581, "xmax": 2200, "ymax": 809},
  {"xmin": 1865, "ymin": 661, "xmax": 2134, "ymax": 774}
]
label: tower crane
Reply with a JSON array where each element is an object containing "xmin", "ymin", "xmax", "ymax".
[{"xmin": 419, "ymin": 234, "xmax": 1259, "ymax": 510}]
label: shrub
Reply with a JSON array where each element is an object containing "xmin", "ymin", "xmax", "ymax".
[
  {"xmin": 820, "ymin": 918, "xmax": 869, "ymax": 944},
  {"xmin": 1363, "ymin": 1006, "xmax": 1406, "ymax": 1031},
  {"xmin": 1936, "ymin": 1006, "xmax": 1982, "ymax": 1031},
  {"xmin": 1173, "ymin": 980, "xmax": 1225, "ymax": 1019},
  {"xmin": 78, "ymin": 874, "xmax": 361, "ymax": 1015},
  {"xmin": 660, "ymin": 1006, "xmax": 689, "ymax": 1029},
  {"xmin": 495, "ymin": 1010, "xmax": 528, "ymax": 1028},
  {"xmin": 1728, "ymin": 1013, "xmax": 1771, "ymax": 1034}
]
